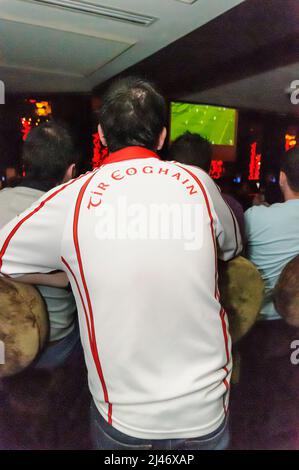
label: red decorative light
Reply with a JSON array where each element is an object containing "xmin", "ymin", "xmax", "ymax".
[
  {"xmin": 285, "ymin": 134, "xmax": 297, "ymax": 152},
  {"xmin": 248, "ymin": 142, "xmax": 261, "ymax": 180},
  {"xmin": 21, "ymin": 117, "xmax": 32, "ymax": 141},
  {"xmin": 210, "ymin": 160, "xmax": 224, "ymax": 179},
  {"xmin": 92, "ymin": 132, "xmax": 109, "ymax": 168}
]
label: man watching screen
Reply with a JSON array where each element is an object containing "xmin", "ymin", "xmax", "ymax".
[{"xmin": 0, "ymin": 77, "xmax": 242, "ymax": 449}]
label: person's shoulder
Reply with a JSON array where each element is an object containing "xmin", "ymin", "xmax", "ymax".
[
  {"xmin": 245, "ymin": 201, "xmax": 286, "ymax": 221},
  {"xmin": 269, "ymin": 202, "xmax": 286, "ymax": 211},
  {"xmin": 16, "ymin": 186, "xmax": 44, "ymax": 198},
  {"xmin": 0, "ymin": 187, "xmax": 14, "ymax": 196},
  {"xmin": 169, "ymin": 160, "xmax": 201, "ymax": 172},
  {"xmin": 0, "ymin": 186, "xmax": 44, "ymax": 197},
  {"xmin": 245, "ymin": 203, "xmax": 269, "ymax": 214},
  {"xmin": 170, "ymin": 161, "xmax": 214, "ymax": 184},
  {"xmin": 0, "ymin": 187, "xmax": 21, "ymax": 204},
  {"xmin": 244, "ymin": 203, "xmax": 269, "ymax": 222}
]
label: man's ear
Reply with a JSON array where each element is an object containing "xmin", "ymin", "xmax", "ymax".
[
  {"xmin": 157, "ymin": 127, "xmax": 167, "ymax": 151},
  {"xmin": 63, "ymin": 163, "xmax": 76, "ymax": 183},
  {"xmin": 279, "ymin": 170, "xmax": 286, "ymax": 188},
  {"xmin": 98, "ymin": 124, "xmax": 107, "ymax": 147}
]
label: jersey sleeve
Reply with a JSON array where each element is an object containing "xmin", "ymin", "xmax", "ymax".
[
  {"xmin": 190, "ymin": 167, "xmax": 243, "ymax": 261},
  {"xmin": 0, "ymin": 177, "xmax": 84, "ymax": 278}
]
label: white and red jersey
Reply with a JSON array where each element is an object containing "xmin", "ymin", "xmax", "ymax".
[{"xmin": 0, "ymin": 146, "xmax": 242, "ymax": 439}]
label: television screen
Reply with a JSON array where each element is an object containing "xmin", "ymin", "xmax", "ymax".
[{"xmin": 170, "ymin": 102, "xmax": 238, "ymax": 161}]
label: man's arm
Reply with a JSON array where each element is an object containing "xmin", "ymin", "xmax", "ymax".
[{"xmin": 15, "ymin": 272, "xmax": 69, "ymax": 288}]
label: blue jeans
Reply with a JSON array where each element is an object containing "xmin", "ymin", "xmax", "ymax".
[
  {"xmin": 34, "ymin": 323, "xmax": 80, "ymax": 370},
  {"xmin": 90, "ymin": 401, "xmax": 230, "ymax": 450}
]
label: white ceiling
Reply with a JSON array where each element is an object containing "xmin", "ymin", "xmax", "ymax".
[
  {"xmin": 184, "ymin": 62, "xmax": 299, "ymax": 117},
  {"xmin": 0, "ymin": 0, "xmax": 244, "ymax": 93}
]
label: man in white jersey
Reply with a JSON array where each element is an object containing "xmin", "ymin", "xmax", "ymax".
[{"xmin": 0, "ymin": 77, "xmax": 242, "ymax": 449}]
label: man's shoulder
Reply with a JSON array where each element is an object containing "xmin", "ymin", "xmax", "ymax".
[
  {"xmin": 0, "ymin": 185, "xmax": 43, "ymax": 198},
  {"xmin": 0, "ymin": 187, "xmax": 14, "ymax": 198},
  {"xmin": 244, "ymin": 203, "xmax": 287, "ymax": 239},
  {"xmin": 245, "ymin": 202, "xmax": 285, "ymax": 218},
  {"xmin": 168, "ymin": 161, "xmax": 215, "ymax": 187},
  {"xmin": 170, "ymin": 161, "xmax": 208, "ymax": 176}
]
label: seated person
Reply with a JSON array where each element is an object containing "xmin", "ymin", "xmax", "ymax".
[
  {"xmin": 0, "ymin": 122, "xmax": 79, "ymax": 368},
  {"xmin": 245, "ymin": 146, "xmax": 299, "ymax": 321}
]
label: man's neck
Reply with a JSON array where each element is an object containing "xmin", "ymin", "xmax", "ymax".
[{"xmin": 283, "ymin": 189, "xmax": 299, "ymax": 201}]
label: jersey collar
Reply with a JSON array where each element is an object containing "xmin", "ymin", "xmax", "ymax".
[{"xmin": 102, "ymin": 146, "xmax": 160, "ymax": 165}]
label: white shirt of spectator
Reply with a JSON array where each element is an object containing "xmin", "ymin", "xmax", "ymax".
[{"xmin": 0, "ymin": 147, "xmax": 242, "ymax": 439}]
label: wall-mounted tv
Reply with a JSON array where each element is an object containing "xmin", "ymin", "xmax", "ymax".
[{"xmin": 170, "ymin": 102, "xmax": 238, "ymax": 161}]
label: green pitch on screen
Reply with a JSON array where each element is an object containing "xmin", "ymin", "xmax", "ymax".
[{"xmin": 170, "ymin": 102, "xmax": 237, "ymax": 146}]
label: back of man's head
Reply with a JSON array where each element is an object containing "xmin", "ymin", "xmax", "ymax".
[
  {"xmin": 23, "ymin": 121, "xmax": 76, "ymax": 187},
  {"xmin": 168, "ymin": 132, "xmax": 212, "ymax": 173},
  {"xmin": 97, "ymin": 76, "xmax": 167, "ymax": 153},
  {"xmin": 280, "ymin": 146, "xmax": 299, "ymax": 194}
]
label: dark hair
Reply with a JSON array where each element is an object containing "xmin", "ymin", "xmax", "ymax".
[
  {"xmin": 22, "ymin": 121, "xmax": 76, "ymax": 186},
  {"xmin": 264, "ymin": 183, "xmax": 283, "ymax": 205},
  {"xmin": 281, "ymin": 146, "xmax": 299, "ymax": 192},
  {"xmin": 168, "ymin": 132, "xmax": 212, "ymax": 172},
  {"xmin": 97, "ymin": 76, "xmax": 167, "ymax": 152}
]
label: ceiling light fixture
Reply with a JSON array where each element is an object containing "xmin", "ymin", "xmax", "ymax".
[{"xmin": 175, "ymin": 0, "xmax": 199, "ymax": 4}]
